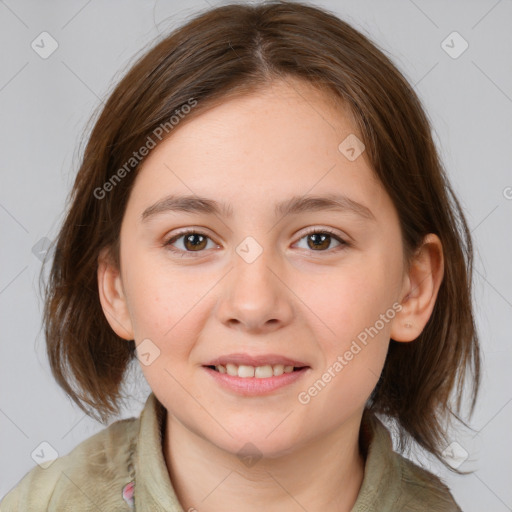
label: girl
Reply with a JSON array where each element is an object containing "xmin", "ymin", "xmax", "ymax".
[{"xmin": 1, "ymin": 1, "xmax": 480, "ymax": 510}]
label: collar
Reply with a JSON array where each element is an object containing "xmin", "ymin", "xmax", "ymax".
[{"xmin": 133, "ymin": 393, "xmax": 402, "ymax": 511}]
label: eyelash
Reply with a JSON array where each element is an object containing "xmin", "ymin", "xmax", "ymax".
[{"xmin": 163, "ymin": 227, "xmax": 349, "ymax": 257}]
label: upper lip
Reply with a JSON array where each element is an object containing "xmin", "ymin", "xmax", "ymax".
[{"xmin": 203, "ymin": 353, "xmax": 309, "ymax": 368}]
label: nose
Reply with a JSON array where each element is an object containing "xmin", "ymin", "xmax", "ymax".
[{"xmin": 215, "ymin": 249, "xmax": 294, "ymax": 334}]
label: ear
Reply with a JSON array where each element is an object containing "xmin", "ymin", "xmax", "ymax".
[
  {"xmin": 97, "ymin": 247, "xmax": 134, "ymax": 340},
  {"xmin": 390, "ymin": 233, "xmax": 444, "ymax": 342}
]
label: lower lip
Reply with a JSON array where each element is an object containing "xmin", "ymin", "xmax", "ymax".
[{"xmin": 203, "ymin": 366, "xmax": 310, "ymax": 396}]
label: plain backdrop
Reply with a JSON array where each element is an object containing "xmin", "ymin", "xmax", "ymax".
[{"xmin": 1, "ymin": 0, "xmax": 511, "ymax": 509}]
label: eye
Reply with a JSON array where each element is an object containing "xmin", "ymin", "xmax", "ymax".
[
  {"xmin": 294, "ymin": 228, "xmax": 348, "ymax": 253},
  {"xmin": 164, "ymin": 227, "xmax": 349, "ymax": 257},
  {"xmin": 164, "ymin": 230, "xmax": 219, "ymax": 256}
]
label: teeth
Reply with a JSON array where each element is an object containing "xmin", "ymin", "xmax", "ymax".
[
  {"xmin": 255, "ymin": 365, "xmax": 273, "ymax": 378},
  {"xmin": 226, "ymin": 363, "xmax": 238, "ymax": 376},
  {"xmin": 238, "ymin": 365, "xmax": 255, "ymax": 378},
  {"xmin": 216, "ymin": 363, "xmax": 299, "ymax": 378}
]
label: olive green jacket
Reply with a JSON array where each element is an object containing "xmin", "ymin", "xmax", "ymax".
[{"xmin": 1, "ymin": 392, "xmax": 462, "ymax": 511}]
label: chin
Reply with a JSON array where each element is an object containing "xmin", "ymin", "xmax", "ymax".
[{"xmin": 208, "ymin": 424, "xmax": 302, "ymax": 461}]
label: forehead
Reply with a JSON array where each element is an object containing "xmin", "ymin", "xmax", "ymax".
[{"xmin": 125, "ymin": 79, "xmax": 385, "ymax": 218}]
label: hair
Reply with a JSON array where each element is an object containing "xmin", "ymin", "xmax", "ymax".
[{"xmin": 41, "ymin": 0, "xmax": 480, "ymax": 474}]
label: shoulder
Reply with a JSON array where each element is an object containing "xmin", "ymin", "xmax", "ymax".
[
  {"xmin": 394, "ymin": 452, "xmax": 463, "ymax": 512},
  {"xmin": 0, "ymin": 416, "xmax": 139, "ymax": 512},
  {"xmin": 358, "ymin": 410, "xmax": 463, "ymax": 512}
]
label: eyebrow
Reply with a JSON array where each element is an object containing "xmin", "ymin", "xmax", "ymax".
[{"xmin": 141, "ymin": 193, "xmax": 375, "ymax": 223}]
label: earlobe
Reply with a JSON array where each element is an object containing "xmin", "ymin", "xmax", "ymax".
[
  {"xmin": 97, "ymin": 247, "xmax": 134, "ymax": 340},
  {"xmin": 390, "ymin": 234, "xmax": 444, "ymax": 342}
]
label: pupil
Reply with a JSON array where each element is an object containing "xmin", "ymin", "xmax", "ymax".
[
  {"xmin": 186, "ymin": 234, "xmax": 206, "ymax": 251},
  {"xmin": 309, "ymin": 233, "xmax": 329, "ymax": 250}
]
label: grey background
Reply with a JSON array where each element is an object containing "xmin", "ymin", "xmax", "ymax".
[{"xmin": 1, "ymin": 0, "xmax": 511, "ymax": 509}]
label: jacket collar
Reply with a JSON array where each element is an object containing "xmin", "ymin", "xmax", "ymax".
[{"xmin": 133, "ymin": 393, "xmax": 401, "ymax": 511}]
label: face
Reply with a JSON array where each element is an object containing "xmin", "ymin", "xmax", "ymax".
[{"xmin": 100, "ymin": 79, "xmax": 410, "ymax": 457}]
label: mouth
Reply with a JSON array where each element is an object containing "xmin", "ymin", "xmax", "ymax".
[
  {"xmin": 202, "ymin": 353, "xmax": 310, "ymax": 379},
  {"xmin": 202, "ymin": 363, "xmax": 310, "ymax": 395},
  {"xmin": 204, "ymin": 363, "xmax": 308, "ymax": 379}
]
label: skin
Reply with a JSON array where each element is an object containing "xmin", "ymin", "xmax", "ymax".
[{"xmin": 98, "ymin": 78, "xmax": 444, "ymax": 511}]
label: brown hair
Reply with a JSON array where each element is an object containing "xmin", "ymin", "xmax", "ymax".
[{"xmin": 41, "ymin": 0, "xmax": 480, "ymax": 474}]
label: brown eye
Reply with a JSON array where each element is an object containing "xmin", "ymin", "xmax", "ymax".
[
  {"xmin": 165, "ymin": 230, "xmax": 216, "ymax": 256},
  {"xmin": 295, "ymin": 229, "xmax": 347, "ymax": 252},
  {"xmin": 181, "ymin": 233, "xmax": 208, "ymax": 251},
  {"xmin": 306, "ymin": 232, "xmax": 332, "ymax": 250},
  {"xmin": 164, "ymin": 228, "xmax": 348, "ymax": 258}
]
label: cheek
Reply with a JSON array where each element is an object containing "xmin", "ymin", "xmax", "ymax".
[
  {"xmin": 123, "ymin": 252, "xmax": 216, "ymax": 385},
  {"xmin": 318, "ymin": 251, "xmax": 401, "ymax": 400},
  {"xmin": 123, "ymin": 248, "xmax": 199, "ymax": 337},
  {"xmin": 299, "ymin": 267, "xmax": 394, "ymax": 414},
  {"xmin": 302, "ymin": 254, "xmax": 399, "ymax": 346}
]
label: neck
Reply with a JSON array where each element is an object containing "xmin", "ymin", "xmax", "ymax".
[{"xmin": 163, "ymin": 412, "xmax": 366, "ymax": 512}]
